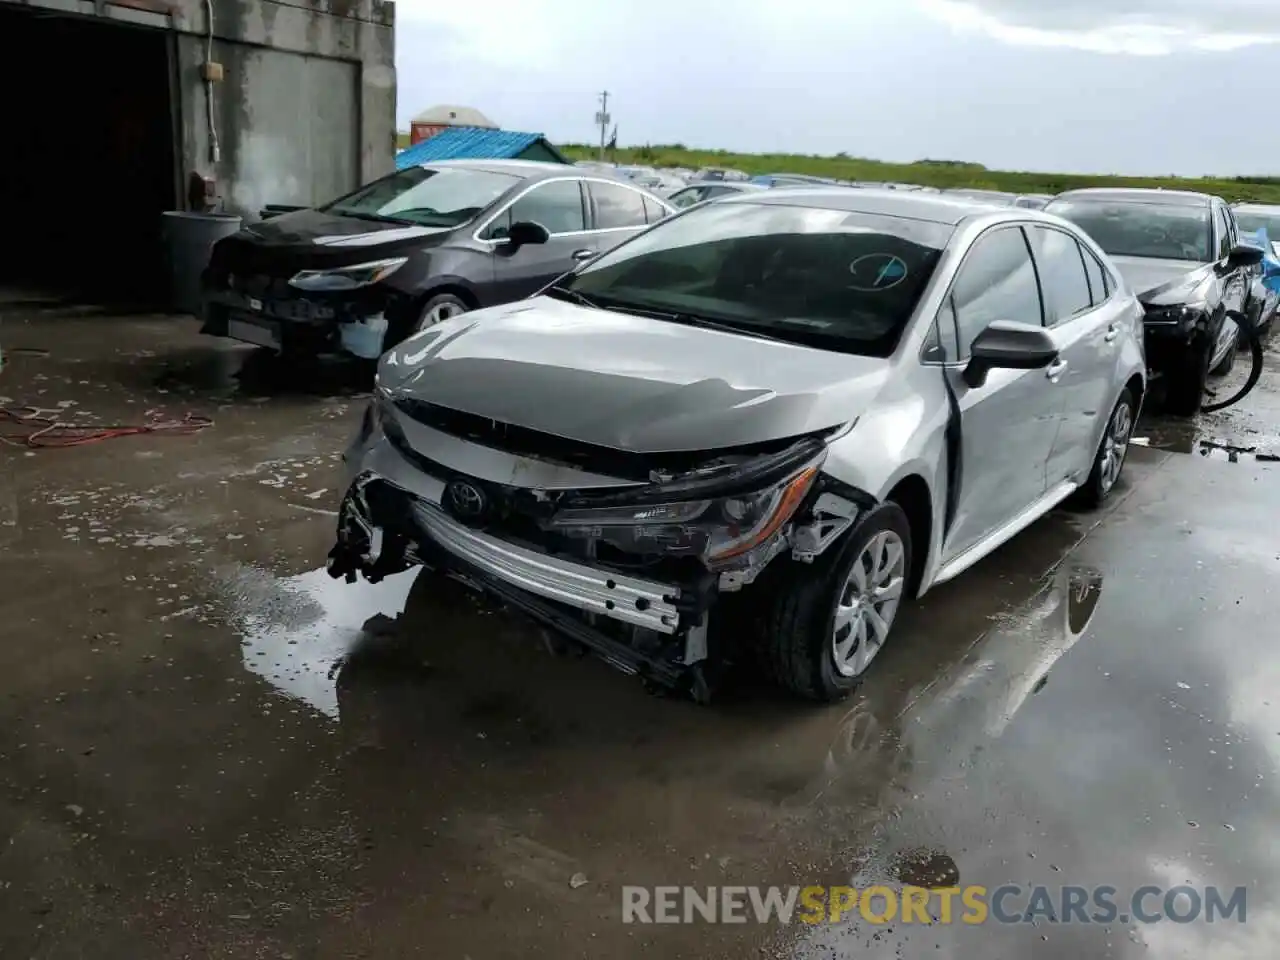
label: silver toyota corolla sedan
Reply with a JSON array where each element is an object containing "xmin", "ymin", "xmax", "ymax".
[{"xmin": 327, "ymin": 189, "xmax": 1147, "ymax": 702}]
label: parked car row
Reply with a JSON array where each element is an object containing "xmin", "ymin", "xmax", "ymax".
[{"xmin": 199, "ymin": 167, "xmax": 1273, "ymax": 703}]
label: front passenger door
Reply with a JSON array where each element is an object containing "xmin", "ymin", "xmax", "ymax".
[
  {"xmin": 940, "ymin": 226, "xmax": 1063, "ymax": 565},
  {"xmin": 482, "ymin": 179, "xmax": 594, "ymax": 302}
]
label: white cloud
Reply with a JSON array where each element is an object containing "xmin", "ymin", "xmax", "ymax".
[{"xmin": 920, "ymin": 0, "xmax": 1280, "ymax": 54}]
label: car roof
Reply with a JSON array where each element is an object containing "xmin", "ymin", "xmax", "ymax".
[
  {"xmin": 1232, "ymin": 201, "xmax": 1280, "ymax": 212},
  {"xmin": 421, "ymin": 158, "xmax": 627, "ymax": 182},
  {"xmin": 725, "ymin": 186, "xmax": 1010, "ymax": 225},
  {"xmin": 1052, "ymin": 187, "xmax": 1216, "ymax": 207}
]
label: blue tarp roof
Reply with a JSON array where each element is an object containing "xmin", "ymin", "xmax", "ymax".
[{"xmin": 395, "ymin": 126, "xmax": 561, "ymax": 168}]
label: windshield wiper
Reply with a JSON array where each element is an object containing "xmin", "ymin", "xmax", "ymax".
[
  {"xmin": 326, "ymin": 208, "xmax": 415, "ymax": 225},
  {"xmin": 601, "ymin": 303, "xmax": 793, "ymax": 343},
  {"xmin": 545, "ymin": 285, "xmax": 602, "ymax": 309}
]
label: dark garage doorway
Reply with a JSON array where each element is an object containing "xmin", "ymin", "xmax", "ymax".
[{"xmin": 0, "ymin": 5, "xmax": 177, "ymax": 305}]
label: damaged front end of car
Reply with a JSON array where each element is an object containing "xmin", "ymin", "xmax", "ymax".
[{"xmin": 325, "ymin": 390, "xmax": 869, "ymax": 700}]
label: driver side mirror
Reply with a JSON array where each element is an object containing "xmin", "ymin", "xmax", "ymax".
[
  {"xmin": 1224, "ymin": 244, "xmax": 1265, "ymax": 270},
  {"xmin": 963, "ymin": 320, "xmax": 1059, "ymax": 389},
  {"xmin": 504, "ymin": 220, "xmax": 550, "ymax": 249}
]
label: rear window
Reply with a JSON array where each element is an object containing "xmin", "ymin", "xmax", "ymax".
[
  {"xmin": 1046, "ymin": 198, "xmax": 1212, "ymax": 263},
  {"xmin": 559, "ymin": 202, "xmax": 954, "ymax": 357}
]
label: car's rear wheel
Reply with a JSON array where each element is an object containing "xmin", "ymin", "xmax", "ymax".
[
  {"xmin": 1076, "ymin": 387, "xmax": 1134, "ymax": 509},
  {"xmin": 759, "ymin": 502, "xmax": 912, "ymax": 702}
]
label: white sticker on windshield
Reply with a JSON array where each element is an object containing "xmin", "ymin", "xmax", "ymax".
[{"xmin": 848, "ymin": 253, "xmax": 908, "ymax": 292}]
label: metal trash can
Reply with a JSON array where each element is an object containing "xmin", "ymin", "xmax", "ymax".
[{"xmin": 161, "ymin": 211, "xmax": 243, "ymax": 316}]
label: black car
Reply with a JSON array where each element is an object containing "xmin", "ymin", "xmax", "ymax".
[
  {"xmin": 1045, "ymin": 188, "xmax": 1263, "ymax": 415},
  {"xmin": 200, "ymin": 159, "xmax": 675, "ymax": 359}
]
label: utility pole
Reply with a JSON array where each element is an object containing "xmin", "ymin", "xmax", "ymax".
[{"xmin": 595, "ymin": 90, "xmax": 611, "ymax": 163}]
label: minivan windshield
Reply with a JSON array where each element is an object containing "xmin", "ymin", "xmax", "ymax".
[
  {"xmin": 1046, "ymin": 198, "xmax": 1212, "ymax": 262},
  {"xmin": 553, "ymin": 201, "xmax": 953, "ymax": 357},
  {"xmin": 324, "ymin": 166, "xmax": 521, "ymax": 228}
]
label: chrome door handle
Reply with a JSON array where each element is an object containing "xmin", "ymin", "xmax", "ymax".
[
  {"xmin": 1046, "ymin": 358, "xmax": 1068, "ymax": 380},
  {"xmin": 572, "ymin": 249, "xmax": 596, "ymax": 261},
  {"xmin": 1104, "ymin": 325, "xmax": 1120, "ymax": 342}
]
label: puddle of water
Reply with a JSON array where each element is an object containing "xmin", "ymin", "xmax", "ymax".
[{"xmin": 234, "ymin": 566, "xmax": 420, "ymax": 717}]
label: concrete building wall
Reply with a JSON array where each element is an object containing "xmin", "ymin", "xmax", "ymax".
[
  {"xmin": 3, "ymin": 0, "xmax": 396, "ymax": 218},
  {"xmin": 171, "ymin": 0, "xmax": 396, "ymax": 218}
]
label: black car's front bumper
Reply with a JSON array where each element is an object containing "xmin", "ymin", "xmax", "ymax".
[{"xmin": 200, "ymin": 282, "xmax": 403, "ymax": 359}]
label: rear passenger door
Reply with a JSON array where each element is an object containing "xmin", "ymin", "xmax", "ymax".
[
  {"xmin": 1026, "ymin": 225, "xmax": 1121, "ymax": 486},
  {"xmin": 585, "ymin": 180, "xmax": 652, "ymax": 255},
  {"xmin": 481, "ymin": 178, "xmax": 594, "ymax": 302}
]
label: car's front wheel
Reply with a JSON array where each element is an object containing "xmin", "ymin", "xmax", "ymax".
[
  {"xmin": 760, "ymin": 502, "xmax": 913, "ymax": 702},
  {"xmin": 416, "ymin": 292, "xmax": 470, "ymax": 333}
]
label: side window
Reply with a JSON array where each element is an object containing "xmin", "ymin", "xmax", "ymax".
[
  {"xmin": 1080, "ymin": 243, "xmax": 1108, "ymax": 306},
  {"xmin": 590, "ymin": 181, "xmax": 649, "ymax": 229},
  {"xmin": 1027, "ymin": 226, "xmax": 1093, "ymax": 324},
  {"xmin": 922, "ymin": 296, "xmax": 960, "ymax": 363},
  {"xmin": 506, "ymin": 180, "xmax": 585, "ymax": 236},
  {"xmin": 1215, "ymin": 206, "xmax": 1232, "ymax": 259},
  {"xmin": 642, "ymin": 195, "xmax": 669, "ymax": 224},
  {"xmin": 951, "ymin": 227, "xmax": 1043, "ymax": 359}
]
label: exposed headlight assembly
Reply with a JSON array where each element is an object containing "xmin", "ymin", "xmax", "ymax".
[
  {"xmin": 289, "ymin": 257, "xmax": 407, "ymax": 292},
  {"xmin": 547, "ymin": 452, "xmax": 824, "ymax": 567}
]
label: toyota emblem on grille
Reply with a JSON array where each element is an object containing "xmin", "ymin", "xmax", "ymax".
[{"xmin": 446, "ymin": 479, "xmax": 487, "ymax": 522}]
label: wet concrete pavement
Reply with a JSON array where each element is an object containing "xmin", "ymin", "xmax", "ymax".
[{"xmin": 2, "ymin": 304, "xmax": 1279, "ymax": 959}]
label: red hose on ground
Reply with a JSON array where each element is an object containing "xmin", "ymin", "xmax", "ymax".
[{"xmin": 0, "ymin": 406, "xmax": 214, "ymax": 449}]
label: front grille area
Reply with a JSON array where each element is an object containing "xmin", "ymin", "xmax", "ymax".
[
  {"xmin": 380, "ymin": 426, "xmax": 708, "ymax": 586},
  {"xmin": 391, "ymin": 398, "xmax": 722, "ymax": 482}
]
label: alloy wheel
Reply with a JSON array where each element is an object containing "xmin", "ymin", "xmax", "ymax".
[
  {"xmin": 417, "ymin": 300, "xmax": 465, "ymax": 332},
  {"xmin": 1098, "ymin": 399, "xmax": 1132, "ymax": 494},
  {"xmin": 831, "ymin": 530, "xmax": 906, "ymax": 678}
]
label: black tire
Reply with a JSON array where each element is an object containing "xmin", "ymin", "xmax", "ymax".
[
  {"xmin": 758, "ymin": 501, "xmax": 913, "ymax": 702},
  {"xmin": 1163, "ymin": 340, "xmax": 1211, "ymax": 416},
  {"xmin": 1075, "ymin": 387, "xmax": 1134, "ymax": 510}
]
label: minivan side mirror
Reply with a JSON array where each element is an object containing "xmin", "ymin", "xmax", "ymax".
[
  {"xmin": 505, "ymin": 220, "xmax": 550, "ymax": 248},
  {"xmin": 963, "ymin": 320, "xmax": 1059, "ymax": 388},
  {"xmin": 1225, "ymin": 244, "xmax": 1264, "ymax": 270}
]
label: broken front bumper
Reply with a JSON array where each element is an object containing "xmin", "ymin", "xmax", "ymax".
[
  {"xmin": 201, "ymin": 288, "xmax": 393, "ymax": 359},
  {"xmin": 331, "ymin": 472, "xmax": 682, "ymax": 635}
]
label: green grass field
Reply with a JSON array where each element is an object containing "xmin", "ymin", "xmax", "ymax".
[{"xmin": 394, "ymin": 132, "xmax": 1280, "ymax": 204}]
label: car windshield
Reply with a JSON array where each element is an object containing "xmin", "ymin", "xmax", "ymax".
[
  {"xmin": 668, "ymin": 188, "xmax": 703, "ymax": 208},
  {"xmin": 323, "ymin": 166, "xmax": 521, "ymax": 227},
  {"xmin": 554, "ymin": 201, "xmax": 952, "ymax": 357},
  {"xmin": 1233, "ymin": 209, "xmax": 1280, "ymax": 239},
  {"xmin": 1047, "ymin": 198, "xmax": 1212, "ymax": 262}
]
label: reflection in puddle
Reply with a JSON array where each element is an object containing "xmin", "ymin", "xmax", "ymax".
[
  {"xmin": 236, "ymin": 566, "xmax": 419, "ymax": 717},
  {"xmin": 1133, "ymin": 435, "xmax": 1280, "ymax": 463},
  {"xmin": 803, "ymin": 564, "xmax": 1105, "ymax": 806}
]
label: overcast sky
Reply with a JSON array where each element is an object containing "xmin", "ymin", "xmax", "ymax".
[{"xmin": 392, "ymin": 0, "xmax": 1280, "ymax": 177}]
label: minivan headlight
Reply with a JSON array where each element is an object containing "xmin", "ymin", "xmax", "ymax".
[{"xmin": 289, "ymin": 257, "xmax": 407, "ymax": 292}]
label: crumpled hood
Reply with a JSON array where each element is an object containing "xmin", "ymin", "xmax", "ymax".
[
  {"xmin": 1110, "ymin": 255, "xmax": 1215, "ymax": 307},
  {"xmin": 377, "ymin": 296, "xmax": 890, "ymax": 453}
]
